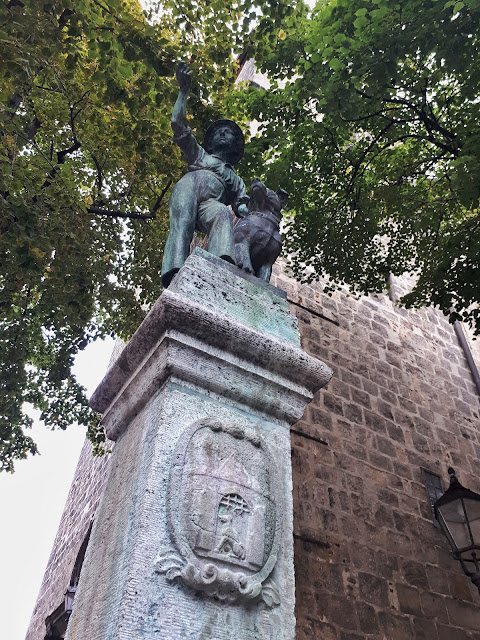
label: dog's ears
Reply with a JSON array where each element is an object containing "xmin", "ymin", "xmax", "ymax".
[{"xmin": 276, "ymin": 189, "xmax": 288, "ymax": 207}]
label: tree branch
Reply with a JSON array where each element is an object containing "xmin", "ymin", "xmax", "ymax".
[
  {"xmin": 92, "ymin": 0, "xmax": 125, "ymax": 23},
  {"xmin": 87, "ymin": 208, "xmax": 157, "ymax": 220},
  {"xmin": 2, "ymin": 91, "xmax": 23, "ymax": 124},
  {"xmin": 89, "ymin": 178, "xmax": 172, "ymax": 222},
  {"xmin": 347, "ymin": 120, "xmax": 395, "ymax": 195},
  {"xmin": 55, "ymin": 102, "xmax": 82, "ymax": 165},
  {"xmin": 57, "ymin": 138, "xmax": 81, "ymax": 165},
  {"xmin": 355, "ymin": 133, "xmax": 437, "ymax": 186},
  {"xmin": 354, "ymin": 87, "xmax": 374, "ymax": 100},
  {"xmin": 384, "ymin": 95, "xmax": 459, "ymax": 155},
  {"xmin": 150, "ymin": 180, "xmax": 172, "ymax": 215},
  {"xmin": 89, "ymin": 152, "xmax": 104, "ymax": 193}
]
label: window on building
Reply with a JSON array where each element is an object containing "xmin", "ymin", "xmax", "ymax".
[
  {"xmin": 43, "ymin": 524, "xmax": 93, "ymax": 639},
  {"xmin": 422, "ymin": 469, "xmax": 444, "ymax": 527},
  {"xmin": 69, "ymin": 523, "xmax": 92, "ymax": 589},
  {"xmin": 44, "ymin": 603, "xmax": 68, "ymax": 640}
]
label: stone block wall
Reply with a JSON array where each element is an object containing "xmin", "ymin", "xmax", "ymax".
[
  {"xmin": 26, "ymin": 439, "xmax": 112, "ymax": 640},
  {"xmin": 269, "ymin": 261, "xmax": 480, "ymax": 639},
  {"xmin": 27, "ymin": 261, "xmax": 480, "ymax": 639}
]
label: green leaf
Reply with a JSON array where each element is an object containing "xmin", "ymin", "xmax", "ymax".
[
  {"xmin": 329, "ymin": 58, "xmax": 344, "ymax": 71},
  {"xmin": 91, "ymin": 70, "xmax": 104, "ymax": 82},
  {"xmin": 353, "ymin": 15, "xmax": 368, "ymax": 28},
  {"xmin": 371, "ymin": 6, "xmax": 389, "ymax": 19},
  {"xmin": 118, "ymin": 63, "xmax": 134, "ymax": 78}
]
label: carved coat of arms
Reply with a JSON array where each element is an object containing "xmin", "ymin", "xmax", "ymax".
[{"xmin": 155, "ymin": 418, "xmax": 281, "ymax": 606}]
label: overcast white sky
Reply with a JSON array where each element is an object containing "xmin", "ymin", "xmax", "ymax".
[{"xmin": 0, "ymin": 337, "xmax": 115, "ymax": 639}]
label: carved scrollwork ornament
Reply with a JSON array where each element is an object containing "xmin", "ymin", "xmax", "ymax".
[{"xmin": 154, "ymin": 418, "xmax": 282, "ymax": 607}]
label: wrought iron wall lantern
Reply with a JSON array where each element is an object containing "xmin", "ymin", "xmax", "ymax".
[
  {"xmin": 64, "ymin": 585, "xmax": 77, "ymax": 616},
  {"xmin": 434, "ymin": 467, "xmax": 480, "ymax": 595}
]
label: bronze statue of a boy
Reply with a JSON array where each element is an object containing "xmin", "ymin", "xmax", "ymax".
[{"xmin": 161, "ymin": 62, "xmax": 248, "ymax": 287}]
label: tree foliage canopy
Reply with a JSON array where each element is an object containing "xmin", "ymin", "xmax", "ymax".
[
  {"xmin": 239, "ymin": 0, "xmax": 480, "ymax": 333},
  {"xmin": 4, "ymin": 0, "xmax": 478, "ymax": 471},
  {"xmin": 0, "ymin": 0, "xmax": 295, "ymax": 471}
]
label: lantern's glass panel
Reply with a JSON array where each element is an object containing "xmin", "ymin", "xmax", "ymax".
[
  {"xmin": 423, "ymin": 470, "xmax": 444, "ymax": 526},
  {"xmin": 64, "ymin": 586, "xmax": 76, "ymax": 614},
  {"xmin": 464, "ymin": 498, "xmax": 480, "ymax": 541},
  {"xmin": 459, "ymin": 549, "xmax": 480, "ymax": 576},
  {"xmin": 438, "ymin": 499, "xmax": 472, "ymax": 550}
]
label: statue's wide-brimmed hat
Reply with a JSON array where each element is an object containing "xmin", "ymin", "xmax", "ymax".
[{"xmin": 203, "ymin": 119, "xmax": 245, "ymax": 165}]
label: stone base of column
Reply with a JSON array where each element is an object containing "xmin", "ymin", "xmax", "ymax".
[{"xmin": 65, "ymin": 249, "xmax": 332, "ymax": 640}]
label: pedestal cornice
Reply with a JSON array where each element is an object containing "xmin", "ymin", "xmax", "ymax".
[{"xmin": 90, "ymin": 273, "xmax": 332, "ymax": 440}]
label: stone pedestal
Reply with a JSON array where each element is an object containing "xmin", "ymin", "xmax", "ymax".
[{"xmin": 65, "ymin": 249, "xmax": 332, "ymax": 640}]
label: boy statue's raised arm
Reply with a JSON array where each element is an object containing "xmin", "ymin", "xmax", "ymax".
[{"xmin": 171, "ymin": 61, "xmax": 191, "ymax": 136}]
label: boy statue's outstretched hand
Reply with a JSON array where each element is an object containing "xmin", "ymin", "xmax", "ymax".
[{"xmin": 176, "ymin": 61, "xmax": 191, "ymax": 94}]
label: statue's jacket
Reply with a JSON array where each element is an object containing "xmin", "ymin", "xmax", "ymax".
[{"xmin": 173, "ymin": 125, "xmax": 247, "ymax": 211}]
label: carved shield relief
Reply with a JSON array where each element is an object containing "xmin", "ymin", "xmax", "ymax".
[{"xmin": 155, "ymin": 418, "xmax": 281, "ymax": 606}]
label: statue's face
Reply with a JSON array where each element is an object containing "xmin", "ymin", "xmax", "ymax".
[{"xmin": 211, "ymin": 125, "xmax": 235, "ymax": 153}]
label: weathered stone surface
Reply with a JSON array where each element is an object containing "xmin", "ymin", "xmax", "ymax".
[
  {"xmin": 65, "ymin": 251, "xmax": 331, "ymax": 640},
  {"xmin": 26, "ymin": 439, "xmax": 112, "ymax": 640},
  {"xmin": 90, "ymin": 250, "xmax": 330, "ymax": 442},
  {"xmin": 271, "ymin": 260, "xmax": 480, "ymax": 640},
  {"xmin": 396, "ymin": 583, "xmax": 423, "ymax": 616},
  {"xmin": 356, "ymin": 601, "xmax": 380, "ymax": 635},
  {"xmin": 154, "ymin": 418, "xmax": 282, "ymax": 606}
]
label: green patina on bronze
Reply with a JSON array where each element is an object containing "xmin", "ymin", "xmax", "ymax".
[{"xmin": 161, "ymin": 62, "xmax": 248, "ymax": 288}]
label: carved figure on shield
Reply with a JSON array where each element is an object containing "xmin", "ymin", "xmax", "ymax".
[
  {"xmin": 161, "ymin": 62, "xmax": 249, "ymax": 288},
  {"xmin": 217, "ymin": 513, "xmax": 246, "ymax": 560}
]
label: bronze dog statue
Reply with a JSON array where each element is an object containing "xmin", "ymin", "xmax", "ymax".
[{"xmin": 234, "ymin": 178, "xmax": 288, "ymax": 283}]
